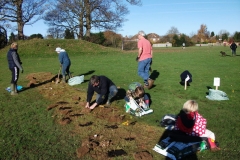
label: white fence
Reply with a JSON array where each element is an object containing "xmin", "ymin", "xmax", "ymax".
[{"xmin": 153, "ymin": 43, "xmax": 172, "ymax": 47}]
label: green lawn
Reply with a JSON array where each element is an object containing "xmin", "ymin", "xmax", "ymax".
[{"xmin": 0, "ymin": 40, "xmax": 239, "ymax": 159}]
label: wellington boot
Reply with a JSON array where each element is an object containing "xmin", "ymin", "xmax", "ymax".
[
  {"xmin": 10, "ymin": 84, "xmax": 18, "ymax": 95},
  {"xmin": 207, "ymin": 138, "xmax": 220, "ymax": 151},
  {"xmin": 61, "ymin": 76, "xmax": 66, "ymax": 83},
  {"xmin": 14, "ymin": 83, "xmax": 18, "ymax": 93},
  {"xmin": 68, "ymin": 73, "xmax": 73, "ymax": 79},
  {"xmin": 11, "ymin": 91, "xmax": 18, "ymax": 95},
  {"xmin": 147, "ymin": 78, "xmax": 154, "ymax": 89}
]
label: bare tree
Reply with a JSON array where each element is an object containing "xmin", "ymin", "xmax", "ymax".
[
  {"xmin": 0, "ymin": 25, "xmax": 8, "ymax": 48},
  {"xmin": 47, "ymin": 27, "xmax": 64, "ymax": 39},
  {"xmin": 44, "ymin": 0, "xmax": 141, "ymax": 39},
  {"xmin": 166, "ymin": 26, "xmax": 179, "ymax": 35},
  {"xmin": 218, "ymin": 30, "xmax": 230, "ymax": 40},
  {"xmin": 1, "ymin": 0, "xmax": 48, "ymax": 40}
]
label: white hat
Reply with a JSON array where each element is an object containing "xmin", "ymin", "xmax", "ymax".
[{"xmin": 55, "ymin": 47, "xmax": 61, "ymax": 52}]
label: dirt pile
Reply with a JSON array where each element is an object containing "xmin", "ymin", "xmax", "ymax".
[{"xmin": 25, "ymin": 72, "xmax": 162, "ymax": 159}]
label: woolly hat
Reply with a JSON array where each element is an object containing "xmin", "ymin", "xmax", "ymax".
[{"xmin": 55, "ymin": 47, "xmax": 61, "ymax": 52}]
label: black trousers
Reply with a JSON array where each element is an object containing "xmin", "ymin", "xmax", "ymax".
[{"xmin": 10, "ymin": 67, "xmax": 19, "ymax": 84}]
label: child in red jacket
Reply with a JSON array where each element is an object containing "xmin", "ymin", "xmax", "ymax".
[{"xmin": 175, "ymin": 100, "xmax": 220, "ymax": 150}]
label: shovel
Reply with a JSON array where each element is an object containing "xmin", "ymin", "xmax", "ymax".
[{"xmin": 55, "ymin": 66, "xmax": 61, "ymax": 84}]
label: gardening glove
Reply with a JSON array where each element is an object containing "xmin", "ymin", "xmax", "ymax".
[{"xmin": 136, "ymin": 56, "xmax": 139, "ymax": 61}]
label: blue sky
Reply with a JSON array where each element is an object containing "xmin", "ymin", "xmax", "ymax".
[{"xmin": 24, "ymin": 0, "xmax": 240, "ymax": 37}]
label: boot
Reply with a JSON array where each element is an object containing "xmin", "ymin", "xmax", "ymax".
[
  {"xmin": 147, "ymin": 78, "xmax": 154, "ymax": 89},
  {"xmin": 10, "ymin": 84, "xmax": 18, "ymax": 95},
  {"xmin": 68, "ymin": 73, "xmax": 72, "ymax": 82},
  {"xmin": 207, "ymin": 138, "xmax": 220, "ymax": 151},
  {"xmin": 62, "ymin": 76, "xmax": 66, "ymax": 83},
  {"xmin": 14, "ymin": 83, "xmax": 18, "ymax": 93},
  {"xmin": 68, "ymin": 73, "xmax": 72, "ymax": 79}
]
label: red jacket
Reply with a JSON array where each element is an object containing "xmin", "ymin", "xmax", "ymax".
[{"xmin": 175, "ymin": 110, "xmax": 207, "ymax": 136}]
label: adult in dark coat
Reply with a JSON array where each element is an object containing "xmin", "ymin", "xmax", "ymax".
[
  {"xmin": 7, "ymin": 42, "xmax": 23, "ymax": 95},
  {"xmin": 230, "ymin": 41, "xmax": 237, "ymax": 56},
  {"xmin": 85, "ymin": 75, "xmax": 118, "ymax": 110}
]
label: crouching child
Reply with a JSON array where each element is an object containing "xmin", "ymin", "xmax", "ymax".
[{"xmin": 124, "ymin": 82, "xmax": 153, "ymax": 116}]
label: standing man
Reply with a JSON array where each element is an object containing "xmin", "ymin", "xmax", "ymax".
[
  {"xmin": 7, "ymin": 42, "xmax": 23, "ymax": 95},
  {"xmin": 55, "ymin": 47, "xmax": 72, "ymax": 83},
  {"xmin": 230, "ymin": 41, "xmax": 237, "ymax": 56},
  {"xmin": 137, "ymin": 30, "xmax": 153, "ymax": 88},
  {"xmin": 85, "ymin": 75, "xmax": 118, "ymax": 110}
]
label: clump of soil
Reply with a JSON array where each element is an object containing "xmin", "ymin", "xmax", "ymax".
[{"xmin": 25, "ymin": 72, "xmax": 162, "ymax": 159}]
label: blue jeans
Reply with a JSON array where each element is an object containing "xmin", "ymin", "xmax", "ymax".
[
  {"xmin": 62, "ymin": 63, "xmax": 71, "ymax": 76},
  {"xmin": 138, "ymin": 58, "xmax": 152, "ymax": 83},
  {"xmin": 232, "ymin": 50, "xmax": 236, "ymax": 55},
  {"xmin": 96, "ymin": 85, "xmax": 118, "ymax": 102}
]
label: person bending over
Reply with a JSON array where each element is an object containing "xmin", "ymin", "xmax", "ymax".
[{"xmin": 85, "ymin": 75, "xmax": 118, "ymax": 110}]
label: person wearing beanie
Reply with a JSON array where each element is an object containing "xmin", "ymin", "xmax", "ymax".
[
  {"xmin": 7, "ymin": 42, "xmax": 23, "ymax": 95},
  {"xmin": 55, "ymin": 47, "xmax": 72, "ymax": 83}
]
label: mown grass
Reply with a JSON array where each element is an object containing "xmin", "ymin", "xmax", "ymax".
[{"xmin": 0, "ymin": 39, "xmax": 240, "ymax": 159}]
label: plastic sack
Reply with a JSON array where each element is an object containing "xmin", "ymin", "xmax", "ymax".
[
  {"xmin": 5, "ymin": 85, "xmax": 23, "ymax": 92},
  {"xmin": 68, "ymin": 75, "xmax": 84, "ymax": 86},
  {"xmin": 206, "ymin": 89, "xmax": 229, "ymax": 101}
]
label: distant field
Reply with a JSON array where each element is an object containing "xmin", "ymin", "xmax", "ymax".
[{"xmin": 0, "ymin": 40, "xmax": 239, "ymax": 159}]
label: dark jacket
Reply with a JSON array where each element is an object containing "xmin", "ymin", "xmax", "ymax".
[
  {"xmin": 7, "ymin": 48, "xmax": 23, "ymax": 70},
  {"xmin": 87, "ymin": 76, "xmax": 115, "ymax": 104},
  {"xmin": 230, "ymin": 42, "xmax": 237, "ymax": 51}
]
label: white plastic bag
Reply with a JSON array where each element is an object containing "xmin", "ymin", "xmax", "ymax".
[{"xmin": 68, "ymin": 75, "xmax": 84, "ymax": 86}]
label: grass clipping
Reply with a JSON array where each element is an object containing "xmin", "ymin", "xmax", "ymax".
[{"xmin": 25, "ymin": 72, "xmax": 162, "ymax": 159}]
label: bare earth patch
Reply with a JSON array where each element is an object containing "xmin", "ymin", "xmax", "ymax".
[{"xmin": 25, "ymin": 72, "xmax": 163, "ymax": 159}]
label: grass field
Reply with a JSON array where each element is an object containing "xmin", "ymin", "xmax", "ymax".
[{"xmin": 0, "ymin": 39, "xmax": 239, "ymax": 159}]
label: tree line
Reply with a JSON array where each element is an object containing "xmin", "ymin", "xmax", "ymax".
[
  {"xmin": 0, "ymin": 0, "xmax": 141, "ymax": 39},
  {"xmin": 0, "ymin": 0, "xmax": 239, "ymax": 49}
]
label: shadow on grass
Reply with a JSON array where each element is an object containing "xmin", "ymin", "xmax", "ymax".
[
  {"xmin": 115, "ymin": 88, "xmax": 126, "ymax": 101},
  {"xmin": 71, "ymin": 70, "xmax": 96, "ymax": 84},
  {"xmin": 149, "ymin": 70, "xmax": 160, "ymax": 80},
  {"xmin": 77, "ymin": 70, "xmax": 95, "ymax": 76},
  {"xmin": 206, "ymin": 86, "xmax": 213, "ymax": 95},
  {"xmin": 18, "ymin": 74, "xmax": 58, "ymax": 93},
  {"xmin": 157, "ymin": 130, "xmax": 199, "ymax": 160}
]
